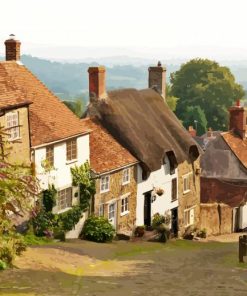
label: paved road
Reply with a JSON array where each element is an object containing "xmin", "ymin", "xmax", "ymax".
[{"xmin": 0, "ymin": 239, "xmax": 247, "ymax": 296}]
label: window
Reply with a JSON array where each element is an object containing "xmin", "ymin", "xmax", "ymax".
[
  {"xmin": 183, "ymin": 173, "xmax": 192, "ymax": 193},
  {"xmin": 100, "ymin": 175, "xmax": 110, "ymax": 193},
  {"xmin": 171, "ymin": 178, "xmax": 177, "ymax": 201},
  {"xmin": 121, "ymin": 196, "xmax": 129, "ymax": 215},
  {"xmin": 66, "ymin": 139, "xmax": 77, "ymax": 161},
  {"xmin": 184, "ymin": 207, "xmax": 195, "ymax": 226},
  {"xmin": 122, "ymin": 168, "xmax": 130, "ymax": 185},
  {"xmin": 57, "ymin": 187, "xmax": 72, "ymax": 211},
  {"xmin": 99, "ymin": 204, "xmax": 104, "ymax": 217},
  {"xmin": 46, "ymin": 145, "xmax": 54, "ymax": 167},
  {"xmin": 6, "ymin": 111, "xmax": 20, "ymax": 140}
]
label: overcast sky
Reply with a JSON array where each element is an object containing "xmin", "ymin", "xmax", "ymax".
[{"xmin": 1, "ymin": 0, "xmax": 247, "ymax": 60}]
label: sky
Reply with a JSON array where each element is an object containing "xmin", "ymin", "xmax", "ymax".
[{"xmin": 1, "ymin": 0, "xmax": 247, "ymax": 61}]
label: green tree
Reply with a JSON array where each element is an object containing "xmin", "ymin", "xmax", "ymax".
[
  {"xmin": 182, "ymin": 106, "xmax": 208, "ymax": 136},
  {"xmin": 170, "ymin": 59, "xmax": 245, "ymax": 131},
  {"xmin": 166, "ymin": 84, "xmax": 178, "ymax": 111},
  {"xmin": 63, "ymin": 98, "xmax": 85, "ymax": 118}
]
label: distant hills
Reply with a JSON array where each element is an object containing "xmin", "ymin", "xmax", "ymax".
[{"xmin": 0, "ymin": 55, "xmax": 247, "ymax": 101}]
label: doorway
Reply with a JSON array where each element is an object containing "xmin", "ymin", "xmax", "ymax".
[
  {"xmin": 144, "ymin": 191, "xmax": 152, "ymax": 227},
  {"xmin": 171, "ymin": 207, "xmax": 178, "ymax": 237},
  {"xmin": 108, "ymin": 202, "xmax": 117, "ymax": 229}
]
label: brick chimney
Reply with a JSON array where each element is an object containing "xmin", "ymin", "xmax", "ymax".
[
  {"xmin": 188, "ymin": 126, "xmax": 196, "ymax": 137},
  {"xmin": 5, "ymin": 34, "xmax": 21, "ymax": 61},
  {"xmin": 148, "ymin": 61, "xmax": 166, "ymax": 99},
  {"xmin": 88, "ymin": 66, "xmax": 106, "ymax": 100},
  {"xmin": 229, "ymin": 100, "xmax": 247, "ymax": 139}
]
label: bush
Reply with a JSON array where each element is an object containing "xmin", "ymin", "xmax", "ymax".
[
  {"xmin": 183, "ymin": 225, "xmax": 197, "ymax": 240},
  {"xmin": 152, "ymin": 213, "xmax": 165, "ymax": 229},
  {"xmin": 59, "ymin": 206, "xmax": 82, "ymax": 232},
  {"xmin": 156, "ymin": 223, "xmax": 170, "ymax": 242},
  {"xmin": 0, "ymin": 259, "xmax": 7, "ymax": 270},
  {"xmin": 42, "ymin": 184, "xmax": 57, "ymax": 212},
  {"xmin": 0, "ymin": 233, "xmax": 26, "ymax": 267},
  {"xmin": 81, "ymin": 216, "xmax": 115, "ymax": 243},
  {"xmin": 31, "ymin": 210, "xmax": 56, "ymax": 237},
  {"xmin": 197, "ymin": 228, "xmax": 207, "ymax": 238}
]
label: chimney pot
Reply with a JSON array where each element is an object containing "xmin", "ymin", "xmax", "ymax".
[
  {"xmin": 5, "ymin": 34, "xmax": 21, "ymax": 61},
  {"xmin": 229, "ymin": 101, "xmax": 246, "ymax": 139}
]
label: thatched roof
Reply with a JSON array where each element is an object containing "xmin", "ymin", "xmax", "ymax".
[{"xmin": 87, "ymin": 88, "xmax": 200, "ymax": 173}]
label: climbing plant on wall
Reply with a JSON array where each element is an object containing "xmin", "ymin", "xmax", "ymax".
[{"xmin": 71, "ymin": 161, "xmax": 96, "ymax": 211}]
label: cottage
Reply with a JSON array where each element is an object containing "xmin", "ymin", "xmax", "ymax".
[
  {"xmin": 200, "ymin": 100, "xmax": 247, "ymax": 234},
  {"xmin": 0, "ymin": 35, "xmax": 91, "ymax": 237},
  {"xmin": 86, "ymin": 64, "xmax": 201, "ymax": 236},
  {"xmin": 81, "ymin": 117, "xmax": 138, "ymax": 235}
]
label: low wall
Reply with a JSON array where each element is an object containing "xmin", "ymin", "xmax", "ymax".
[{"xmin": 200, "ymin": 203, "xmax": 232, "ymax": 235}]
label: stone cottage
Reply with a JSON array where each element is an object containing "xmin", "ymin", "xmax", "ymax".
[
  {"xmin": 86, "ymin": 64, "xmax": 201, "ymax": 237},
  {"xmin": 81, "ymin": 117, "xmax": 138, "ymax": 235}
]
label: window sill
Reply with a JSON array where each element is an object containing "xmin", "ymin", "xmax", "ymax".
[
  {"xmin": 8, "ymin": 137, "xmax": 22, "ymax": 142},
  {"xmin": 120, "ymin": 210, "xmax": 129, "ymax": 217},
  {"xmin": 183, "ymin": 189, "xmax": 191, "ymax": 195},
  {"xmin": 56, "ymin": 207, "xmax": 72, "ymax": 214},
  {"xmin": 100, "ymin": 189, "xmax": 110, "ymax": 194},
  {"xmin": 171, "ymin": 198, "xmax": 178, "ymax": 202},
  {"xmin": 122, "ymin": 181, "xmax": 130, "ymax": 186},
  {"xmin": 66, "ymin": 159, "xmax": 78, "ymax": 165}
]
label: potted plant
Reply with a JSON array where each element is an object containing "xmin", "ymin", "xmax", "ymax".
[{"xmin": 134, "ymin": 226, "xmax": 145, "ymax": 237}]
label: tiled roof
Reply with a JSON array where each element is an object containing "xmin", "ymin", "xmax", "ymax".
[
  {"xmin": 0, "ymin": 61, "xmax": 90, "ymax": 146},
  {"xmin": 222, "ymin": 131, "xmax": 247, "ymax": 169},
  {"xmin": 81, "ymin": 117, "xmax": 138, "ymax": 174}
]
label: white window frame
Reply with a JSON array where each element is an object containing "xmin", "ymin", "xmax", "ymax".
[
  {"xmin": 5, "ymin": 111, "xmax": 20, "ymax": 141},
  {"xmin": 120, "ymin": 193, "xmax": 130, "ymax": 216},
  {"xmin": 100, "ymin": 175, "xmax": 110, "ymax": 193},
  {"xmin": 57, "ymin": 187, "xmax": 73, "ymax": 212},
  {"xmin": 184, "ymin": 207, "xmax": 195, "ymax": 227},
  {"xmin": 122, "ymin": 168, "xmax": 130, "ymax": 185},
  {"xmin": 183, "ymin": 172, "xmax": 192, "ymax": 194},
  {"xmin": 108, "ymin": 202, "xmax": 115, "ymax": 220}
]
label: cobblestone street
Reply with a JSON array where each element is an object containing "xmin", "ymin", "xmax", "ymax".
[{"xmin": 0, "ymin": 238, "xmax": 247, "ymax": 296}]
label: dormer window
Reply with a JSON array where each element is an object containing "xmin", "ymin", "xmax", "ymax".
[{"xmin": 6, "ymin": 111, "xmax": 20, "ymax": 141}]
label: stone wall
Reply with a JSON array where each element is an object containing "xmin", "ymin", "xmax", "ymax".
[
  {"xmin": 177, "ymin": 158, "xmax": 201, "ymax": 236},
  {"xmin": 94, "ymin": 165, "xmax": 137, "ymax": 235},
  {"xmin": 0, "ymin": 106, "xmax": 31, "ymax": 165},
  {"xmin": 200, "ymin": 203, "xmax": 232, "ymax": 235}
]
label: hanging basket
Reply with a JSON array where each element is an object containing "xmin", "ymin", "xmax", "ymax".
[{"xmin": 155, "ymin": 188, "xmax": 164, "ymax": 196}]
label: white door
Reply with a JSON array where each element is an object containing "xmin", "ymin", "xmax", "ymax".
[{"xmin": 108, "ymin": 202, "xmax": 116, "ymax": 229}]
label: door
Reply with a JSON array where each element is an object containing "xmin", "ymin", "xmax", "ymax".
[
  {"xmin": 108, "ymin": 202, "xmax": 116, "ymax": 229},
  {"xmin": 171, "ymin": 207, "xmax": 178, "ymax": 237},
  {"xmin": 144, "ymin": 191, "xmax": 152, "ymax": 227}
]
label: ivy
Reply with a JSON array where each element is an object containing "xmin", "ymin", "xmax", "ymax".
[
  {"xmin": 71, "ymin": 161, "xmax": 95, "ymax": 211},
  {"xmin": 42, "ymin": 184, "xmax": 57, "ymax": 212}
]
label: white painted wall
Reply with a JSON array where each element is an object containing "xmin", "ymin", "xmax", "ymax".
[
  {"xmin": 34, "ymin": 134, "xmax": 90, "ymax": 191},
  {"xmin": 136, "ymin": 155, "xmax": 178, "ymax": 226},
  {"xmin": 239, "ymin": 204, "xmax": 247, "ymax": 230}
]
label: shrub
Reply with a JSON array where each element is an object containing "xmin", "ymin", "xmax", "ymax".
[
  {"xmin": 31, "ymin": 210, "xmax": 56, "ymax": 237},
  {"xmin": 81, "ymin": 216, "xmax": 115, "ymax": 243},
  {"xmin": 59, "ymin": 206, "xmax": 82, "ymax": 232},
  {"xmin": 183, "ymin": 225, "xmax": 197, "ymax": 240},
  {"xmin": 0, "ymin": 259, "xmax": 7, "ymax": 270},
  {"xmin": 0, "ymin": 234, "xmax": 26, "ymax": 267},
  {"xmin": 156, "ymin": 223, "xmax": 170, "ymax": 242},
  {"xmin": 42, "ymin": 184, "xmax": 57, "ymax": 212},
  {"xmin": 152, "ymin": 213, "xmax": 165, "ymax": 229},
  {"xmin": 197, "ymin": 228, "xmax": 207, "ymax": 238},
  {"xmin": 134, "ymin": 226, "xmax": 145, "ymax": 237}
]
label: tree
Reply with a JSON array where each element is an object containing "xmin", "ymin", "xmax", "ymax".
[
  {"xmin": 166, "ymin": 84, "xmax": 178, "ymax": 112},
  {"xmin": 182, "ymin": 106, "xmax": 208, "ymax": 136},
  {"xmin": 0, "ymin": 128, "xmax": 38, "ymax": 233},
  {"xmin": 170, "ymin": 59, "xmax": 245, "ymax": 132},
  {"xmin": 63, "ymin": 98, "xmax": 85, "ymax": 118}
]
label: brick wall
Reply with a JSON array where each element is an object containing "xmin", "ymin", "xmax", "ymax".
[{"xmin": 94, "ymin": 165, "xmax": 137, "ymax": 234}]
